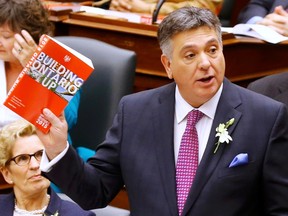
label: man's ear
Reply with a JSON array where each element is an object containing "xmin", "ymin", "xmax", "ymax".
[{"xmin": 161, "ymin": 54, "xmax": 173, "ymax": 79}]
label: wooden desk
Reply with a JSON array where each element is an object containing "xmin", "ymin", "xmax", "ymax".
[
  {"xmin": 222, "ymin": 36, "xmax": 288, "ymax": 86},
  {"xmin": 54, "ymin": 12, "xmax": 163, "ymax": 92},
  {"xmin": 52, "ymin": 11, "xmax": 288, "ymax": 91},
  {"xmin": 110, "ymin": 188, "xmax": 129, "ymax": 210}
]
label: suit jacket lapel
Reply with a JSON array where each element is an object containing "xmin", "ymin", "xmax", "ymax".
[
  {"xmin": 0, "ymin": 193, "xmax": 16, "ymax": 216},
  {"xmin": 183, "ymin": 79, "xmax": 243, "ymax": 215},
  {"xmin": 45, "ymin": 188, "xmax": 62, "ymax": 215},
  {"xmin": 153, "ymin": 83, "xmax": 178, "ymax": 216}
]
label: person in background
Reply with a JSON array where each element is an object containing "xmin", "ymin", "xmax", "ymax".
[
  {"xmin": 247, "ymin": 72, "xmax": 288, "ymax": 108},
  {"xmin": 38, "ymin": 6, "xmax": 288, "ymax": 216},
  {"xmin": 238, "ymin": 0, "xmax": 288, "ymax": 36},
  {"xmin": 0, "ymin": 0, "xmax": 49, "ymax": 129},
  {"xmin": 0, "ymin": 0, "xmax": 94, "ymax": 157},
  {"xmin": 0, "ymin": 119, "xmax": 95, "ymax": 216},
  {"xmin": 109, "ymin": 0, "xmax": 223, "ymax": 16},
  {"xmin": 0, "ymin": 0, "xmax": 95, "ymax": 192}
]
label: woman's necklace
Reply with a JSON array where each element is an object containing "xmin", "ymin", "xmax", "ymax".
[{"xmin": 14, "ymin": 194, "xmax": 50, "ymax": 215}]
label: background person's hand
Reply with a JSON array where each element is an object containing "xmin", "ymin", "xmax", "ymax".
[
  {"xmin": 109, "ymin": 0, "xmax": 152, "ymax": 13},
  {"xmin": 36, "ymin": 109, "xmax": 68, "ymax": 161},
  {"xmin": 109, "ymin": 0, "xmax": 132, "ymax": 12},
  {"xmin": 257, "ymin": 6, "xmax": 288, "ymax": 36},
  {"xmin": 12, "ymin": 29, "xmax": 38, "ymax": 67}
]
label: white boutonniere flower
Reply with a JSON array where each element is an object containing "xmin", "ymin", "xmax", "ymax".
[
  {"xmin": 43, "ymin": 211, "xmax": 59, "ymax": 216},
  {"xmin": 214, "ymin": 118, "xmax": 235, "ymax": 153}
]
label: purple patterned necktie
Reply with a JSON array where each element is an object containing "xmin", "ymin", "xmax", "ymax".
[{"xmin": 176, "ymin": 110, "xmax": 203, "ymax": 216}]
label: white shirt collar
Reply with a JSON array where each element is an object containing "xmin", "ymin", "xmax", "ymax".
[{"xmin": 175, "ymin": 83, "xmax": 223, "ymax": 123}]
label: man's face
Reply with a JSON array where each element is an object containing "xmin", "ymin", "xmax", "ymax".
[{"xmin": 161, "ymin": 26, "xmax": 225, "ymax": 107}]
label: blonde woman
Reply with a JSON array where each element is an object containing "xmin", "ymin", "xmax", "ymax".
[{"xmin": 0, "ymin": 120, "xmax": 95, "ymax": 216}]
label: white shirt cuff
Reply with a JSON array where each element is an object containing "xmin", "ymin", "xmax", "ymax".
[
  {"xmin": 40, "ymin": 142, "xmax": 69, "ymax": 172},
  {"xmin": 247, "ymin": 16, "xmax": 263, "ymax": 24}
]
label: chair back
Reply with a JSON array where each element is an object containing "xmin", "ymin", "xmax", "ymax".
[
  {"xmin": 55, "ymin": 36, "xmax": 136, "ymax": 149},
  {"xmin": 218, "ymin": 0, "xmax": 235, "ymax": 27},
  {"xmin": 219, "ymin": 0, "xmax": 250, "ymax": 27}
]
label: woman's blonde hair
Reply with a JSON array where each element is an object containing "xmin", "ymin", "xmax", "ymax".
[{"xmin": 0, "ymin": 120, "xmax": 36, "ymax": 167}]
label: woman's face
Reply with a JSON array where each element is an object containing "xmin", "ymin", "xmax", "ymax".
[
  {"xmin": 0, "ymin": 23, "xmax": 17, "ymax": 62},
  {"xmin": 1, "ymin": 134, "xmax": 50, "ymax": 197}
]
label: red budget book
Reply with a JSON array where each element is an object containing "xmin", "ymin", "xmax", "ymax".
[{"xmin": 4, "ymin": 34, "xmax": 94, "ymax": 133}]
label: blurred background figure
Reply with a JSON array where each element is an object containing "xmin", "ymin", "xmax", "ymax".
[
  {"xmin": 109, "ymin": 0, "xmax": 223, "ymax": 16},
  {"xmin": 0, "ymin": 119, "xmax": 95, "ymax": 216},
  {"xmin": 247, "ymin": 72, "xmax": 288, "ymax": 108},
  {"xmin": 0, "ymin": 0, "xmax": 94, "ymax": 191},
  {"xmin": 238, "ymin": 0, "xmax": 288, "ymax": 36},
  {"xmin": 0, "ymin": 0, "xmax": 53, "ymax": 130}
]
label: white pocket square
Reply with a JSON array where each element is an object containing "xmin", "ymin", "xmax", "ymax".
[{"xmin": 229, "ymin": 153, "xmax": 248, "ymax": 168}]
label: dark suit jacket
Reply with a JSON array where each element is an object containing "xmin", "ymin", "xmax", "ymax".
[
  {"xmin": 0, "ymin": 188, "xmax": 95, "ymax": 216},
  {"xmin": 45, "ymin": 78, "xmax": 288, "ymax": 216},
  {"xmin": 238, "ymin": 0, "xmax": 288, "ymax": 23},
  {"xmin": 247, "ymin": 72, "xmax": 288, "ymax": 106}
]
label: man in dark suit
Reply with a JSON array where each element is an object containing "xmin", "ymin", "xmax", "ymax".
[
  {"xmin": 38, "ymin": 6, "xmax": 288, "ymax": 216},
  {"xmin": 247, "ymin": 72, "xmax": 288, "ymax": 107},
  {"xmin": 238, "ymin": 0, "xmax": 288, "ymax": 36}
]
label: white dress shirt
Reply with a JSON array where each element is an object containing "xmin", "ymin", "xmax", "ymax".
[
  {"xmin": 0, "ymin": 60, "xmax": 22, "ymax": 129},
  {"xmin": 174, "ymin": 84, "xmax": 223, "ymax": 164},
  {"xmin": 246, "ymin": 16, "xmax": 263, "ymax": 24}
]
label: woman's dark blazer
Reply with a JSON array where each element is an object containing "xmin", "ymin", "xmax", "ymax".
[{"xmin": 0, "ymin": 187, "xmax": 95, "ymax": 216}]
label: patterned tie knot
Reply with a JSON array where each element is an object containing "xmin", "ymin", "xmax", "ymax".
[{"xmin": 187, "ymin": 110, "xmax": 204, "ymax": 128}]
